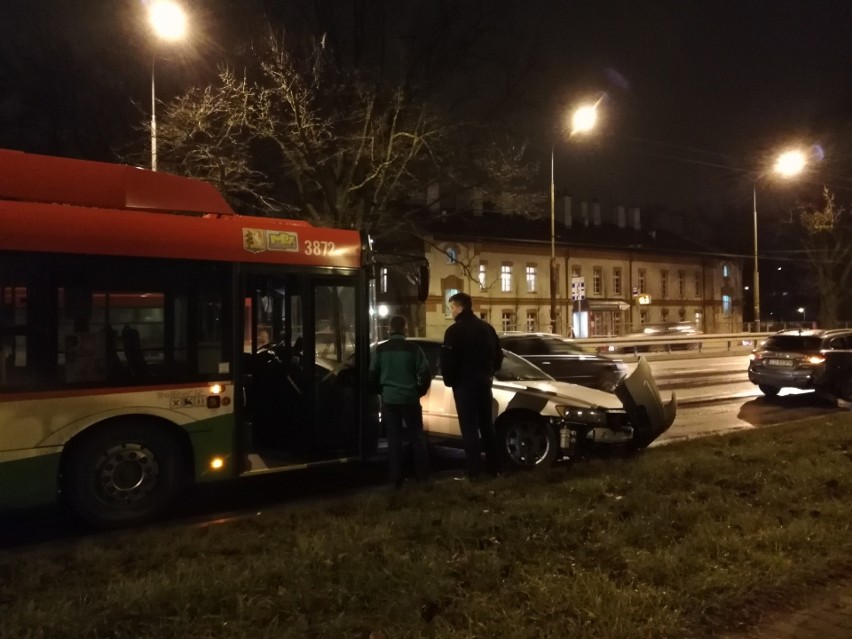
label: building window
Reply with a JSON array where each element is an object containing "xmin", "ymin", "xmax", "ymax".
[
  {"xmin": 612, "ymin": 267, "xmax": 622, "ymax": 296},
  {"xmin": 571, "ymin": 264, "xmax": 582, "ymax": 279},
  {"xmin": 694, "ymin": 271, "xmax": 701, "ymax": 297},
  {"xmin": 479, "ymin": 311, "xmax": 489, "ymax": 321},
  {"xmin": 722, "ymin": 263, "xmax": 730, "ymax": 278},
  {"xmin": 660, "ymin": 270, "xmax": 669, "ymax": 299},
  {"xmin": 661, "ymin": 308, "xmax": 670, "ymax": 322},
  {"xmin": 638, "ymin": 268, "xmax": 646, "ymax": 294},
  {"xmin": 679, "ymin": 307, "xmax": 686, "ymax": 321},
  {"xmin": 501, "ymin": 311, "xmax": 515, "ymax": 332},
  {"xmin": 639, "ymin": 309, "xmax": 649, "ymax": 325},
  {"xmin": 500, "ymin": 264, "xmax": 512, "ymax": 292},
  {"xmin": 478, "ymin": 263, "xmax": 487, "ymax": 290},
  {"xmin": 525, "ymin": 265, "xmax": 537, "ymax": 293},
  {"xmin": 444, "ymin": 288, "xmax": 459, "ymax": 318},
  {"xmin": 613, "ymin": 312, "xmax": 623, "ymax": 335},
  {"xmin": 722, "ymin": 294, "xmax": 732, "ymax": 317},
  {"xmin": 446, "ymin": 246, "xmax": 458, "ymax": 263},
  {"xmin": 677, "ymin": 270, "xmax": 685, "ymax": 299},
  {"xmin": 525, "ymin": 310, "xmax": 537, "ymax": 332},
  {"xmin": 592, "ymin": 266, "xmax": 603, "ymax": 295}
]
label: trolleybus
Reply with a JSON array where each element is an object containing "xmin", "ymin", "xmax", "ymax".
[{"xmin": 0, "ymin": 149, "xmax": 421, "ymax": 527}]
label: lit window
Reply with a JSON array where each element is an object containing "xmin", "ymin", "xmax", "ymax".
[
  {"xmin": 446, "ymin": 247, "xmax": 457, "ymax": 263},
  {"xmin": 592, "ymin": 267, "xmax": 602, "ymax": 295},
  {"xmin": 525, "ymin": 265, "xmax": 537, "ymax": 293},
  {"xmin": 478, "ymin": 263, "xmax": 487, "ymax": 289},
  {"xmin": 501, "ymin": 265, "xmax": 512, "ymax": 292},
  {"xmin": 380, "ymin": 267, "xmax": 388, "ymax": 294},
  {"xmin": 722, "ymin": 263, "xmax": 729, "ymax": 278},
  {"xmin": 722, "ymin": 294, "xmax": 732, "ymax": 317}
]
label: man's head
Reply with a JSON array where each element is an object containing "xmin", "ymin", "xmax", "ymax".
[
  {"xmin": 448, "ymin": 292, "xmax": 472, "ymax": 319},
  {"xmin": 389, "ymin": 315, "xmax": 407, "ymax": 335}
]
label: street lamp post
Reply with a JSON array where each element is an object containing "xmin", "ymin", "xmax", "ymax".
[
  {"xmin": 148, "ymin": 1, "xmax": 187, "ymax": 172},
  {"xmin": 798, "ymin": 307, "xmax": 806, "ymax": 324},
  {"xmin": 549, "ymin": 104, "xmax": 599, "ymax": 334},
  {"xmin": 751, "ymin": 148, "xmax": 807, "ymax": 330}
]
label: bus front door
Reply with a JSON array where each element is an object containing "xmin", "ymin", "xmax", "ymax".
[{"xmin": 241, "ymin": 274, "xmax": 362, "ymax": 470}]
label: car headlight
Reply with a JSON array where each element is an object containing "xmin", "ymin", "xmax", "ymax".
[{"xmin": 555, "ymin": 406, "xmax": 608, "ymax": 424}]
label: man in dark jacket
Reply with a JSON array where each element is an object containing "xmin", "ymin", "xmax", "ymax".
[
  {"xmin": 370, "ymin": 315, "xmax": 432, "ymax": 488},
  {"xmin": 440, "ymin": 292, "xmax": 504, "ymax": 478}
]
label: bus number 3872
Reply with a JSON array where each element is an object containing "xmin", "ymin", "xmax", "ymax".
[{"xmin": 304, "ymin": 240, "xmax": 335, "ymax": 256}]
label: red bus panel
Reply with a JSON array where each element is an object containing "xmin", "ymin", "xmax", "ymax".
[{"xmin": 0, "ymin": 150, "xmax": 362, "ymax": 269}]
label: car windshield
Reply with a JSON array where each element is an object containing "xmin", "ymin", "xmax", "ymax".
[
  {"xmin": 539, "ymin": 336, "xmax": 591, "ymax": 354},
  {"xmin": 763, "ymin": 336, "xmax": 823, "ymax": 352},
  {"xmin": 495, "ymin": 350, "xmax": 554, "ymax": 382}
]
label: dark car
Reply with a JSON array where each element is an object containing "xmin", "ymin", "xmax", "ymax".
[
  {"xmin": 814, "ymin": 350, "xmax": 852, "ymax": 402},
  {"xmin": 748, "ymin": 328, "xmax": 852, "ymax": 397},
  {"xmin": 499, "ymin": 332, "xmax": 628, "ymax": 391}
]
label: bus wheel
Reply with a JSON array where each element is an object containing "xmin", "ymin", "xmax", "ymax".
[{"xmin": 65, "ymin": 423, "xmax": 185, "ymax": 528}]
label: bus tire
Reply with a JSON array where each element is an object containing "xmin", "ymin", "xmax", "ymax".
[{"xmin": 65, "ymin": 421, "xmax": 186, "ymax": 528}]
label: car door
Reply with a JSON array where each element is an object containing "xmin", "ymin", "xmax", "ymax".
[{"xmin": 414, "ymin": 341, "xmax": 460, "ymax": 439}]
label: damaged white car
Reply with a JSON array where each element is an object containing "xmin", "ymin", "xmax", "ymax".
[{"xmin": 410, "ymin": 339, "xmax": 677, "ymax": 469}]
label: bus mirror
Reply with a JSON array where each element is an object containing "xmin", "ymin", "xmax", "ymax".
[{"xmin": 417, "ymin": 263, "xmax": 430, "ymax": 302}]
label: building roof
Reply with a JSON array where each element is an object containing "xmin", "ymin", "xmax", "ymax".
[{"xmin": 423, "ymin": 210, "xmax": 738, "ymax": 259}]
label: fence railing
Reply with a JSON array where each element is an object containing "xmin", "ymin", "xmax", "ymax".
[{"xmin": 579, "ymin": 332, "xmax": 772, "ymax": 357}]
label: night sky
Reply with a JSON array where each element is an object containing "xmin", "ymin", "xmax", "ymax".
[{"xmin": 1, "ymin": 1, "xmax": 850, "ymax": 227}]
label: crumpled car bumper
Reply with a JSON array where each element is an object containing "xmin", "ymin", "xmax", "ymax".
[{"xmin": 614, "ymin": 357, "xmax": 677, "ymax": 447}]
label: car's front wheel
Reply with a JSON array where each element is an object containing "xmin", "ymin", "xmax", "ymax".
[
  {"xmin": 497, "ymin": 415, "xmax": 558, "ymax": 469},
  {"xmin": 837, "ymin": 377, "xmax": 852, "ymax": 402},
  {"xmin": 758, "ymin": 384, "xmax": 781, "ymax": 397}
]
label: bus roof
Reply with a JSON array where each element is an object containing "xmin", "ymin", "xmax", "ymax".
[
  {"xmin": 0, "ymin": 149, "xmax": 363, "ymax": 269},
  {"xmin": 0, "ymin": 148, "xmax": 234, "ymax": 216}
]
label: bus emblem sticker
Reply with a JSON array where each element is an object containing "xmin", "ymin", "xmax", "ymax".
[
  {"xmin": 267, "ymin": 231, "xmax": 299, "ymax": 253},
  {"xmin": 242, "ymin": 228, "xmax": 266, "ymax": 253}
]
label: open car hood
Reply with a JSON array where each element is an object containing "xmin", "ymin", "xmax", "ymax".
[{"xmin": 614, "ymin": 357, "xmax": 677, "ymax": 446}]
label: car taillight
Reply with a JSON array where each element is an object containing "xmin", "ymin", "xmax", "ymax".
[
  {"xmin": 805, "ymin": 355, "xmax": 825, "ymax": 365},
  {"xmin": 750, "ymin": 352, "xmax": 759, "ymax": 361}
]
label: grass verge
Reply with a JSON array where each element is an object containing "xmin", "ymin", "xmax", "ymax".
[{"xmin": 1, "ymin": 414, "xmax": 850, "ymax": 639}]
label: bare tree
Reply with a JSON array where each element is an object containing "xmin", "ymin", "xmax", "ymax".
[
  {"xmin": 796, "ymin": 188, "xmax": 852, "ymax": 327},
  {"xmin": 150, "ymin": 30, "xmax": 541, "ymax": 236}
]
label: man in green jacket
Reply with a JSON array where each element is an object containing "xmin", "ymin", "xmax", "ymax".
[{"xmin": 370, "ymin": 315, "xmax": 432, "ymax": 488}]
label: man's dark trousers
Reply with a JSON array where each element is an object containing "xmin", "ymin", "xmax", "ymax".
[
  {"xmin": 383, "ymin": 403, "xmax": 429, "ymax": 485},
  {"xmin": 452, "ymin": 381, "xmax": 499, "ymax": 477}
]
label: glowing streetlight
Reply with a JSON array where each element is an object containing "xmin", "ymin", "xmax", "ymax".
[
  {"xmin": 550, "ymin": 102, "xmax": 600, "ymax": 334},
  {"xmin": 774, "ymin": 150, "xmax": 806, "ymax": 178},
  {"xmin": 752, "ymin": 147, "xmax": 808, "ymax": 329},
  {"xmin": 798, "ymin": 307, "xmax": 806, "ymax": 323},
  {"xmin": 148, "ymin": 1, "xmax": 188, "ymax": 171}
]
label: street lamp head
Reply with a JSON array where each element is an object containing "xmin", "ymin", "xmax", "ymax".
[
  {"xmin": 570, "ymin": 105, "xmax": 598, "ymax": 135},
  {"xmin": 774, "ymin": 149, "xmax": 806, "ymax": 178},
  {"xmin": 798, "ymin": 307, "xmax": 805, "ymax": 314},
  {"xmin": 149, "ymin": 0, "xmax": 187, "ymax": 41}
]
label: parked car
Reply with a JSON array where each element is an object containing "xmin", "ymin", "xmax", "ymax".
[
  {"xmin": 407, "ymin": 338, "xmax": 676, "ymax": 469},
  {"xmin": 499, "ymin": 332, "xmax": 628, "ymax": 391},
  {"xmin": 747, "ymin": 328, "xmax": 852, "ymax": 397}
]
